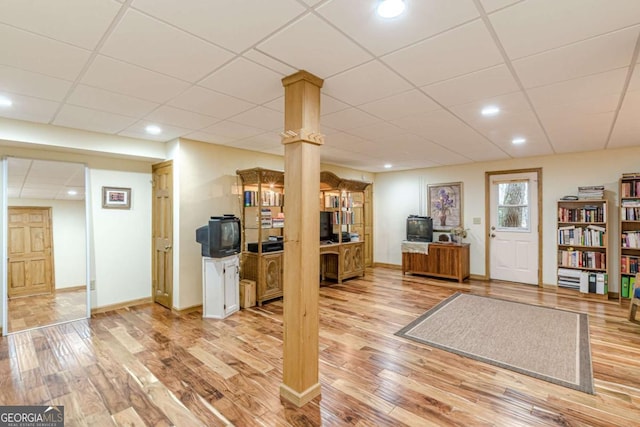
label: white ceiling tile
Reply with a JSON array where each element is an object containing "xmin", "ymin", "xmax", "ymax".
[
  {"xmin": 323, "ymin": 61, "xmax": 412, "ymax": 105},
  {"xmin": 81, "ymin": 55, "xmax": 191, "ymax": 103},
  {"xmin": 243, "ymin": 50, "xmax": 297, "ymax": 76},
  {"xmin": 609, "ymin": 91, "xmax": 640, "ymax": 148},
  {"xmin": 0, "ymin": 65, "xmax": 72, "ymax": 101},
  {"xmin": 513, "ymin": 28, "xmax": 638, "ymax": 89},
  {"xmin": 0, "ymin": 24, "xmax": 90, "ymax": 80},
  {"xmin": 119, "ymin": 121, "xmax": 190, "ymax": 141},
  {"xmin": 169, "ymin": 86, "xmax": 255, "ymax": 119},
  {"xmin": 200, "ymin": 120, "xmax": 264, "ymax": 140},
  {"xmin": 67, "ymin": 85, "xmax": 159, "ymax": 117},
  {"xmin": 382, "ymin": 20, "xmax": 503, "ymax": 86},
  {"xmin": 199, "ymin": 58, "xmax": 284, "ymax": 104},
  {"xmin": 264, "ymin": 97, "xmax": 284, "ymax": 113},
  {"xmin": 450, "ymin": 91, "xmax": 534, "ymax": 122},
  {"xmin": 0, "ymin": 0, "xmax": 121, "ymax": 49},
  {"xmin": 230, "ymin": 132, "xmax": 281, "ymax": 151},
  {"xmin": 53, "ymin": 104, "xmax": 137, "ymax": 134},
  {"xmin": 144, "ymin": 105, "xmax": 218, "ymax": 129},
  {"xmin": 346, "ymin": 122, "xmax": 406, "ymax": 143},
  {"xmin": 321, "ymin": 108, "xmax": 379, "ymax": 131},
  {"xmin": 625, "ymin": 67, "xmax": 640, "ymax": 91},
  {"xmin": 501, "ymin": 140, "xmax": 554, "ymax": 158},
  {"xmin": 323, "ymin": 132, "xmax": 369, "ymax": 150},
  {"xmin": 183, "ymin": 131, "xmax": 234, "ymax": 145},
  {"xmin": 490, "ymin": 0, "xmax": 640, "ymax": 59},
  {"xmin": 321, "ymin": 95, "xmax": 350, "ymax": 115},
  {"xmin": 257, "ymin": 14, "xmax": 372, "ymax": 78},
  {"xmin": 527, "ymin": 68, "xmax": 627, "ymax": 110},
  {"xmin": 358, "ymin": 89, "xmax": 440, "ymax": 121},
  {"xmin": 229, "ymin": 106, "xmax": 283, "ymax": 131},
  {"xmin": 101, "ymin": 9, "xmax": 234, "ymax": 82},
  {"xmin": 132, "ymin": 0, "xmax": 306, "ymax": 53},
  {"xmin": 317, "ymin": 0, "xmax": 479, "ymax": 56},
  {"xmin": 0, "ymin": 92, "xmax": 59, "ymax": 124},
  {"xmin": 480, "ymin": 0, "xmax": 521, "ymax": 13},
  {"xmin": 543, "ymin": 111, "xmax": 615, "ymax": 153},
  {"xmin": 422, "ymin": 65, "xmax": 519, "ymax": 107}
]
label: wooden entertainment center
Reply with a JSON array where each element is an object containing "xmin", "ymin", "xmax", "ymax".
[{"xmin": 402, "ymin": 242, "xmax": 470, "ymax": 283}]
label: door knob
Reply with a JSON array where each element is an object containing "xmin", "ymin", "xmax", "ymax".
[
  {"xmin": 164, "ymin": 245, "xmax": 172, "ymax": 250},
  {"xmin": 490, "ymin": 233, "xmax": 496, "ymax": 238},
  {"xmin": 491, "ymin": 226, "xmax": 496, "ymax": 230}
]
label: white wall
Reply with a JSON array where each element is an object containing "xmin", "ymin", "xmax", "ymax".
[
  {"xmin": 89, "ymin": 168, "xmax": 152, "ymax": 308},
  {"xmin": 9, "ymin": 198, "xmax": 86, "ymax": 289},
  {"xmin": 374, "ymin": 145, "xmax": 640, "ymax": 292}
]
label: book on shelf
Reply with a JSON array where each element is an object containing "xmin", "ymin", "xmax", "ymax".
[
  {"xmin": 588, "ymin": 273, "xmax": 597, "ymax": 293},
  {"xmin": 580, "ymin": 271, "xmax": 589, "ymax": 293},
  {"xmin": 596, "ymin": 273, "xmax": 608, "ymax": 295},
  {"xmin": 622, "ymin": 276, "xmax": 630, "ymax": 298},
  {"xmin": 577, "ymin": 185, "xmax": 604, "ymax": 200}
]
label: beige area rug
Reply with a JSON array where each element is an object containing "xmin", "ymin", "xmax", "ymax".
[{"xmin": 396, "ymin": 292, "xmax": 594, "ymax": 394}]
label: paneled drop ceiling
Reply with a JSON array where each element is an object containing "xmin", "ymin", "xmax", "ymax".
[{"xmin": 1, "ymin": 0, "xmax": 639, "ymax": 172}]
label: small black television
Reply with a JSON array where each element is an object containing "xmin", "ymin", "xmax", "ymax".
[
  {"xmin": 320, "ymin": 211, "xmax": 332, "ymax": 242},
  {"xmin": 196, "ymin": 214, "xmax": 241, "ymax": 258},
  {"xmin": 406, "ymin": 215, "xmax": 433, "ymax": 242}
]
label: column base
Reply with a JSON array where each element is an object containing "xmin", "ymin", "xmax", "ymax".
[{"xmin": 279, "ymin": 382, "xmax": 321, "ymax": 407}]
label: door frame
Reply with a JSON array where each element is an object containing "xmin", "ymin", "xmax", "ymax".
[{"xmin": 485, "ymin": 168, "xmax": 543, "ymax": 287}]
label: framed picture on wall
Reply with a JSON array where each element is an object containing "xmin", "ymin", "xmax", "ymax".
[
  {"xmin": 102, "ymin": 186, "xmax": 131, "ymax": 209},
  {"xmin": 427, "ymin": 182, "xmax": 462, "ymax": 231}
]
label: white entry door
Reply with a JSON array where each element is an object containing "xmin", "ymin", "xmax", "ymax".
[{"xmin": 489, "ymin": 172, "xmax": 539, "ymax": 285}]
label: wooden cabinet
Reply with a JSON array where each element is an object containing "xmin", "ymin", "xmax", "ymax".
[
  {"xmin": 557, "ymin": 199, "xmax": 609, "ymax": 300},
  {"xmin": 320, "ymin": 241, "xmax": 365, "ymax": 283},
  {"xmin": 236, "ymin": 168, "xmax": 285, "ymax": 306},
  {"xmin": 241, "ymin": 251, "xmax": 283, "ymax": 305},
  {"xmin": 402, "ymin": 243, "xmax": 470, "ymax": 283}
]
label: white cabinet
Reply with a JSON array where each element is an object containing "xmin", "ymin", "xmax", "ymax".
[{"xmin": 202, "ymin": 255, "xmax": 239, "ymax": 319}]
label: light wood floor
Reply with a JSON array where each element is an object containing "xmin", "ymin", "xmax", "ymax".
[
  {"xmin": 1, "ymin": 267, "xmax": 639, "ymax": 426},
  {"xmin": 7, "ymin": 288, "xmax": 87, "ymax": 333}
]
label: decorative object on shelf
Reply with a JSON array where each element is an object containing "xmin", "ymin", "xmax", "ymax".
[
  {"xmin": 428, "ymin": 182, "xmax": 462, "ymax": 231},
  {"xmin": 451, "ymin": 226, "xmax": 468, "ymax": 241},
  {"xmin": 102, "ymin": 186, "xmax": 131, "ymax": 209}
]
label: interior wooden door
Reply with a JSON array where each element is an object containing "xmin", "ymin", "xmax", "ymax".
[
  {"xmin": 8, "ymin": 207, "xmax": 54, "ymax": 298},
  {"xmin": 152, "ymin": 161, "xmax": 173, "ymax": 309}
]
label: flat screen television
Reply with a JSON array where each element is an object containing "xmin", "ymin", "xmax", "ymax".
[
  {"xmin": 320, "ymin": 211, "xmax": 332, "ymax": 242},
  {"xmin": 196, "ymin": 214, "xmax": 241, "ymax": 258},
  {"xmin": 406, "ymin": 215, "xmax": 433, "ymax": 242}
]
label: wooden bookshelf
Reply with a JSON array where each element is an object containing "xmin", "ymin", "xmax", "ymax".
[
  {"xmin": 556, "ymin": 199, "xmax": 609, "ymax": 300},
  {"xmin": 619, "ymin": 173, "xmax": 640, "ymax": 303}
]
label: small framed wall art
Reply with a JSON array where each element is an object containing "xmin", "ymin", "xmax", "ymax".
[{"xmin": 102, "ymin": 186, "xmax": 131, "ymax": 209}]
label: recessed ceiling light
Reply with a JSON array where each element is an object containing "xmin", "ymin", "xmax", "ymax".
[
  {"xmin": 384, "ymin": 164, "xmax": 392, "ymax": 169},
  {"xmin": 0, "ymin": 96, "xmax": 13, "ymax": 107},
  {"xmin": 481, "ymin": 105, "xmax": 500, "ymax": 116},
  {"xmin": 376, "ymin": 0, "xmax": 405, "ymax": 18},
  {"xmin": 145, "ymin": 125, "xmax": 162, "ymax": 135},
  {"xmin": 67, "ymin": 190, "xmax": 78, "ymax": 196},
  {"xmin": 512, "ymin": 137, "xmax": 526, "ymax": 145}
]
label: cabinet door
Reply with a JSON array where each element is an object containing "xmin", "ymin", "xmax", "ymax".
[
  {"xmin": 342, "ymin": 245, "xmax": 354, "ymax": 275},
  {"xmin": 436, "ymin": 246, "xmax": 459, "ymax": 276},
  {"xmin": 223, "ymin": 257, "xmax": 239, "ymax": 315},
  {"xmin": 352, "ymin": 243, "xmax": 363, "ymax": 272},
  {"xmin": 260, "ymin": 252, "xmax": 283, "ymax": 300}
]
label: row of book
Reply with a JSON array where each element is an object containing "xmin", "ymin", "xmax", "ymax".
[
  {"xmin": 620, "ymin": 206, "xmax": 640, "ymax": 220},
  {"xmin": 621, "ymin": 231, "xmax": 640, "ymax": 248},
  {"xmin": 577, "ymin": 185, "xmax": 604, "ymax": 200},
  {"xmin": 621, "ymin": 275, "xmax": 637, "ymax": 298},
  {"xmin": 323, "ymin": 195, "xmax": 354, "ymax": 209},
  {"xmin": 257, "ymin": 208, "xmax": 284, "ymax": 229},
  {"xmin": 557, "ymin": 250, "xmax": 606, "ymax": 269},
  {"xmin": 557, "ymin": 268, "xmax": 608, "ymax": 294},
  {"xmin": 557, "ymin": 224, "xmax": 605, "ymax": 247},
  {"xmin": 329, "ymin": 211, "xmax": 356, "ymax": 225},
  {"xmin": 243, "ymin": 190, "xmax": 283, "ymax": 207},
  {"xmin": 621, "ymin": 180, "xmax": 640, "ymax": 197},
  {"xmin": 620, "ymin": 255, "xmax": 639, "ymax": 274},
  {"xmin": 558, "ymin": 206, "xmax": 605, "ymax": 223}
]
